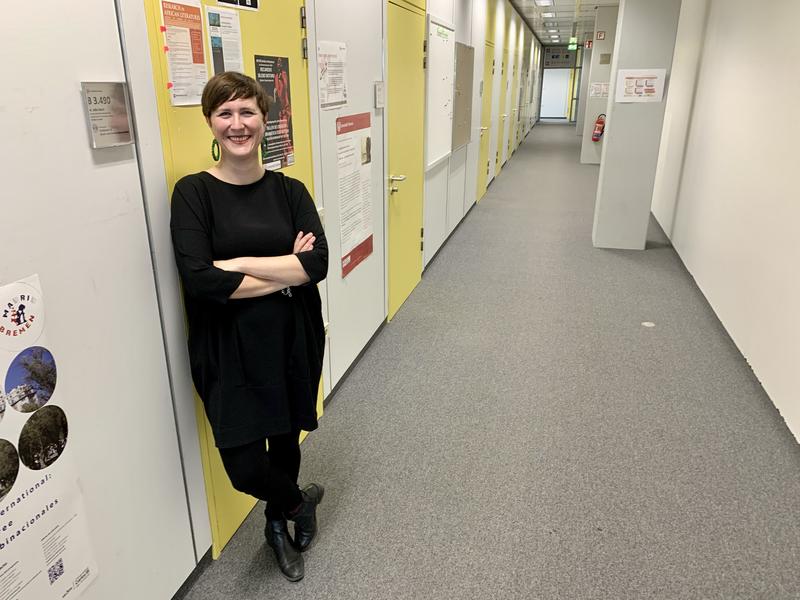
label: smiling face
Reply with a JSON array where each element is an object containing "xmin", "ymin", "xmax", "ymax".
[{"xmin": 207, "ymin": 96, "xmax": 266, "ymax": 163}]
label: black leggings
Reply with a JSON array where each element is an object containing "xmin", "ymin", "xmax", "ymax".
[{"xmin": 219, "ymin": 431, "xmax": 303, "ymax": 520}]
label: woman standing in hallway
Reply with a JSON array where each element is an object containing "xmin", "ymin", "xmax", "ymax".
[{"xmin": 170, "ymin": 72, "xmax": 327, "ymax": 582}]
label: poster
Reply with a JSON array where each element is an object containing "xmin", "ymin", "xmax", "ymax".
[
  {"xmin": 615, "ymin": 69, "xmax": 667, "ymax": 103},
  {"xmin": 0, "ymin": 276, "xmax": 98, "ymax": 600},
  {"xmin": 318, "ymin": 41, "xmax": 348, "ymax": 110},
  {"xmin": 589, "ymin": 82, "xmax": 609, "ymax": 98},
  {"xmin": 205, "ymin": 6, "xmax": 243, "ymax": 75},
  {"xmin": 336, "ymin": 113, "xmax": 373, "ymax": 278},
  {"xmin": 254, "ymin": 55, "xmax": 295, "ymax": 170},
  {"xmin": 161, "ymin": 0, "xmax": 207, "ymax": 106},
  {"xmin": 217, "ymin": 0, "xmax": 258, "ymax": 10}
]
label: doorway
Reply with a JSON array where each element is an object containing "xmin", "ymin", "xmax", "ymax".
[{"xmin": 540, "ymin": 68, "xmax": 571, "ymax": 118}]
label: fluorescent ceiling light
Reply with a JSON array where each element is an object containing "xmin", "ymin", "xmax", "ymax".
[
  {"xmin": 534, "ymin": 0, "xmax": 553, "ymax": 6},
  {"xmin": 542, "ymin": 12, "xmax": 555, "ymax": 18},
  {"xmin": 548, "ymin": 29, "xmax": 557, "ymax": 33}
]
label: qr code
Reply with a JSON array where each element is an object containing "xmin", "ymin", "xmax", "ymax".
[{"xmin": 48, "ymin": 558, "xmax": 64, "ymax": 585}]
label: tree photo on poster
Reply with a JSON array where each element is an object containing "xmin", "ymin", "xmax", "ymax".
[{"xmin": 254, "ymin": 55, "xmax": 295, "ymax": 170}]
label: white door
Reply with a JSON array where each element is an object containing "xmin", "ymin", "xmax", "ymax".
[
  {"xmin": 541, "ymin": 68, "xmax": 571, "ymax": 118},
  {"xmin": 3, "ymin": 1, "xmax": 196, "ymax": 598},
  {"xmin": 307, "ymin": 0, "xmax": 386, "ymax": 390}
]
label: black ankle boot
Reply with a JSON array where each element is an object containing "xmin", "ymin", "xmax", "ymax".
[
  {"xmin": 265, "ymin": 519, "xmax": 304, "ymax": 582},
  {"xmin": 287, "ymin": 483, "xmax": 324, "ymax": 552}
]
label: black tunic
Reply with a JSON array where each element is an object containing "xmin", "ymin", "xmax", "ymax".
[{"xmin": 170, "ymin": 170, "xmax": 328, "ymax": 448}]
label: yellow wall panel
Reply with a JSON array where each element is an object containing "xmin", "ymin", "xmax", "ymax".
[{"xmin": 143, "ymin": 0, "xmax": 318, "ymax": 559}]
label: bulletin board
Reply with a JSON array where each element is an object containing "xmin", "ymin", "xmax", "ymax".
[
  {"xmin": 425, "ymin": 15, "xmax": 456, "ymax": 169},
  {"xmin": 452, "ymin": 42, "xmax": 474, "ymax": 151}
]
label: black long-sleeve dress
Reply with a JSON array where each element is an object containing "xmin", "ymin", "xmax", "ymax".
[{"xmin": 170, "ymin": 170, "xmax": 328, "ymax": 448}]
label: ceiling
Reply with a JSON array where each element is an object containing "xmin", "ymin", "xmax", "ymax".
[{"xmin": 509, "ymin": 0, "xmax": 620, "ymax": 47}]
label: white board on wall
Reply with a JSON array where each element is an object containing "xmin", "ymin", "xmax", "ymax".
[{"xmin": 425, "ymin": 15, "xmax": 456, "ymax": 169}]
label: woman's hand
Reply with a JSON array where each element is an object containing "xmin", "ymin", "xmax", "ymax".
[
  {"xmin": 293, "ymin": 231, "xmax": 315, "ymax": 254},
  {"xmin": 213, "ymin": 258, "xmax": 242, "ymax": 272}
]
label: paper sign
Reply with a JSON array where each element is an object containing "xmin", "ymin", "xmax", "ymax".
[
  {"xmin": 0, "ymin": 275, "xmax": 99, "ymax": 600},
  {"xmin": 161, "ymin": 0, "xmax": 207, "ymax": 106},
  {"xmin": 336, "ymin": 113, "xmax": 373, "ymax": 277},
  {"xmin": 206, "ymin": 6, "xmax": 243, "ymax": 75},
  {"xmin": 318, "ymin": 41, "xmax": 348, "ymax": 110},
  {"xmin": 615, "ymin": 69, "xmax": 667, "ymax": 103},
  {"xmin": 80, "ymin": 82, "xmax": 132, "ymax": 148}
]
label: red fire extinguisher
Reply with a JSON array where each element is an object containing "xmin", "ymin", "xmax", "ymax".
[{"xmin": 592, "ymin": 114, "xmax": 606, "ymax": 142}]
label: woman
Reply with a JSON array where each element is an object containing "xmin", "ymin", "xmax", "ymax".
[{"xmin": 170, "ymin": 72, "xmax": 327, "ymax": 582}]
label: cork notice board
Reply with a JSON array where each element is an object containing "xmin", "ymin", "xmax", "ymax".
[{"xmin": 452, "ymin": 42, "xmax": 474, "ymax": 150}]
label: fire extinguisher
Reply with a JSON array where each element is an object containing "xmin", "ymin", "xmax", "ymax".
[{"xmin": 592, "ymin": 114, "xmax": 606, "ymax": 142}]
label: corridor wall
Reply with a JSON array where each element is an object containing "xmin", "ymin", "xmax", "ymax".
[
  {"xmin": 1, "ymin": 1, "xmax": 200, "ymax": 598},
  {"xmin": 651, "ymin": 0, "xmax": 800, "ymax": 441},
  {"xmin": 423, "ymin": 0, "xmax": 538, "ymax": 265}
]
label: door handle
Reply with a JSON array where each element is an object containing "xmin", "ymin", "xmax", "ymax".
[
  {"xmin": 480, "ymin": 127, "xmax": 489, "ymax": 131},
  {"xmin": 389, "ymin": 175, "xmax": 406, "ymax": 182}
]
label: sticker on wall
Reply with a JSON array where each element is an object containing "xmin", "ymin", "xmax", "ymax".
[
  {"xmin": 255, "ymin": 55, "xmax": 295, "ymax": 170},
  {"xmin": 5, "ymin": 346, "xmax": 57, "ymax": 413},
  {"xmin": 0, "ymin": 280, "xmax": 45, "ymax": 351},
  {"xmin": 0, "ymin": 439, "xmax": 19, "ymax": 502},
  {"xmin": 0, "ymin": 274, "xmax": 98, "ymax": 599}
]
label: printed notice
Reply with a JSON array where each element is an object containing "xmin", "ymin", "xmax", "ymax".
[
  {"xmin": 254, "ymin": 56, "xmax": 295, "ymax": 170},
  {"xmin": 336, "ymin": 113, "xmax": 373, "ymax": 277},
  {"xmin": 0, "ymin": 276, "xmax": 98, "ymax": 600},
  {"xmin": 206, "ymin": 6, "xmax": 243, "ymax": 75},
  {"xmin": 318, "ymin": 41, "xmax": 348, "ymax": 110},
  {"xmin": 161, "ymin": 0, "xmax": 208, "ymax": 106},
  {"xmin": 80, "ymin": 82, "xmax": 132, "ymax": 148},
  {"xmin": 589, "ymin": 82, "xmax": 609, "ymax": 98},
  {"xmin": 615, "ymin": 69, "xmax": 667, "ymax": 103}
]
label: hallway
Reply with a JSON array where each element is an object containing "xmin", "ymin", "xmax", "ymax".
[{"xmin": 179, "ymin": 123, "xmax": 800, "ymax": 599}]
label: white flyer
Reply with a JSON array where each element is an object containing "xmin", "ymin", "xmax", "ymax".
[
  {"xmin": 336, "ymin": 114, "xmax": 374, "ymax": 277},
  {"xmin": 161, "ymin": 0, "xmax": 208, "ymax": 106},
  {"xmin": 206, "ymin": 6, "xmax": 243, "ymax": 75},
  {"xmin": 0, "ymin": 276, "xmax": 98, "ymax": 600},
  {"xmin": 318, "ymin": 41, "xmax": 348, "ymax": 110},
  {"xmin": 589, "ymin": 82, "xmax": 609, "ymax": 98},
  {"xmin": 615, "ymin": 69, "xmax": 667, "ymax": 103}
]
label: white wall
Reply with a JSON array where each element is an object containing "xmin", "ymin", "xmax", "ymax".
[
  {"xmin": 580, "ymin": 5, "xmax": 619, "ymax": 164},
  {"xmin": 119, "ymin": 0, "xmax": 212, "ymax": 559},
  {"xmin": 466, "ymin": 0, "xmax": 487, "ymax": 214},
  {"xmin": 653, "ymin": 0, "xmax": 800, "ymax": 440},
  {"xmin": 2, "ymin": 1, "xmax": 199, "ymax": 598},
  {"xmin": 651, "ymin": 0, "xmax": 709, "ymax": 235},
  {"xmin": 576, "ymin": 47, "xmax": 592, "ymax": 136}
]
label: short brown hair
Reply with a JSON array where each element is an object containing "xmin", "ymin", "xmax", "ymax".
[{"xmin": 201, "ymin": 72, "xmax": 270, "ymax": 118}]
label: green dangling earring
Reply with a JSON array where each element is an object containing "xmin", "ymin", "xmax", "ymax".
[
  {"xmin": 260, "ymin": 134, "xmax": 268, "ymax": 164},
  {"xmin": 211, "ymin": 138, "xmax": 220, "ymax": 161}
]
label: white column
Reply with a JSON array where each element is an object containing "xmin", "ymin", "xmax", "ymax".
[
  {"xmin": 580, "ymin": 5, "xmax": 618, "ymax": 163},
  {"xmin": 592, "ymin": 0, "xmax": 682, "ymax": 250}
]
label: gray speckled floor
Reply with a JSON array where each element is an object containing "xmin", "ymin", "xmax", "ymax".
[{"xmin": 177, "ymin": 123, "xmax": 800, "ymax": 600}]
